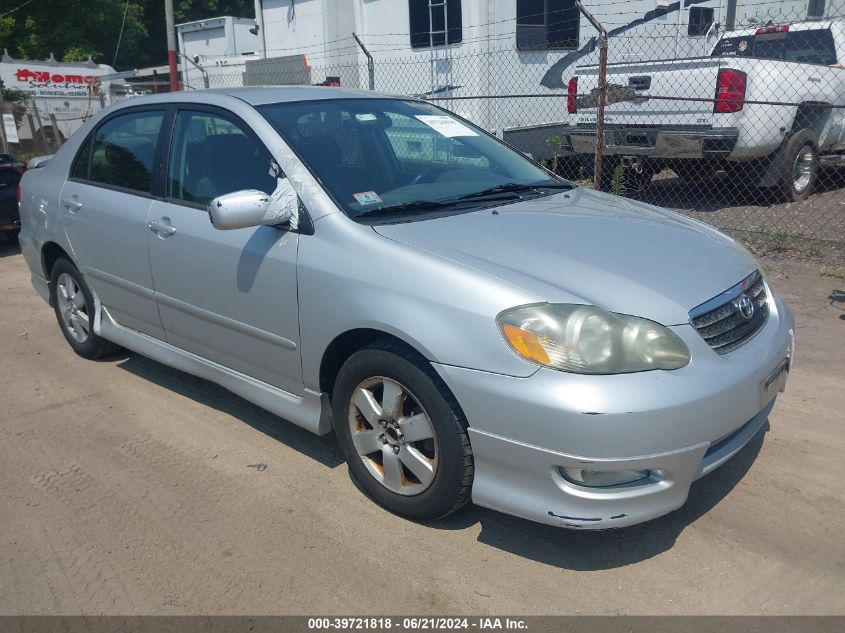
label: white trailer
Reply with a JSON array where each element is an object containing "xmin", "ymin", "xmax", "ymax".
[{"xmin": 248, "ymin": 0, "xmax": 829, "ymax": 157}]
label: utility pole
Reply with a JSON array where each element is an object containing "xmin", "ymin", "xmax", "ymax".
[{"xmin": 165, "ymin": 0, "xmax": 181, "ymax": 91}]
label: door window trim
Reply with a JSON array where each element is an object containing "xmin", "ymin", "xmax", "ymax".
[{"xmin": 66, "ymin": 105, "xmax": 170, "ymax": 200}]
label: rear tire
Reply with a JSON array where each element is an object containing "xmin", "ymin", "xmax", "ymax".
[
  {"xmin": 332, "ymin": 340, "xmax": 473, "ymax": 520},
  {"xmin": 776, "ymin": 129, "xmax": 818, "ymax": 203},
  {"xmin": 49, "ymin": 258, "xmax": 119, "ymax": 359},
  {"xmin": 3, "ymin": 229, "xmax": 19, "ymax": 242}
]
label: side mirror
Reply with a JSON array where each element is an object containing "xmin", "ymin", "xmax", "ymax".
[{"xmin": 208, "ymin": 182, "xmax": 297, "ymax": 230}]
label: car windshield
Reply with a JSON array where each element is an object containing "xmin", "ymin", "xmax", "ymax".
[{"xmin": 258, "ymin": 98, "xmax": 569, "ymax": 221}]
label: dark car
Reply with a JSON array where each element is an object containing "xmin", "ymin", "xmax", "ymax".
[{"xmin": 0, "ymin": 153, "xmax": 26, "ymax": 241}]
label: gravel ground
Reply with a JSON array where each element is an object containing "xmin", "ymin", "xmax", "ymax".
[{"xmin": 0, "ymin": 237, "xmax": 843, "ymax": 615}]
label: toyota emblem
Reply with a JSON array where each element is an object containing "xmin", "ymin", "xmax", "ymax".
[{"xmin": 734, "ymin": 294, "xmax": 755, "ymax": 320}]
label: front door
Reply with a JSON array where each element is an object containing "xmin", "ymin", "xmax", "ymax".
[
  {"xmin": 60, "ymin": 108, "xmax": 166, "ymax": 339},
  {"xmin": 146, "ymin": 108, "xmax": 302, "ymax": 393}
]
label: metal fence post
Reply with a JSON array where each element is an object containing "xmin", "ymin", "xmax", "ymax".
[
  {"xmin": 0, "ymin": 83, "xmax": 8, "ymax": 154},
  {"xmin": 576, "ymin": 1, "xmax": 608, "ymax": 190},
  {"xmin": 30, "ymin": 98, "xmax": 53, "ymax": 153},
  {"xmin": 353, "ymin": 32, "xmax": 375, "ymax": 90},
  {"xmin": 49, "ymin": 113, "xmax": 63, "ymax": 147}
]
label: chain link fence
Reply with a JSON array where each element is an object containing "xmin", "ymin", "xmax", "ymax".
[{"xmin": 9, "ymin": 0, "xmax": 845, "ymax": 260}]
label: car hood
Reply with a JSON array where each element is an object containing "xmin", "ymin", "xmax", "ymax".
[{"xmin": 371, "ymin": 187, "xmax": 757, "ymax": 325}]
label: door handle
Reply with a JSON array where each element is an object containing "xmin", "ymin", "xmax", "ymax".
[
  {"xmin": 62, "ymin": 197, "xmax": 82, "ymax": 212},
  {"xmin": 148, "ymin": 219, "xmax": 176, "ymax": 237}
]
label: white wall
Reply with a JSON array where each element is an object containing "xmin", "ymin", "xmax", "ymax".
[{"xmin": 256, "ymin": 0, "xmax": 828, "ymax": 130}]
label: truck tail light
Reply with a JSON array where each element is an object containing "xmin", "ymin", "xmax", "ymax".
[
  {"xmin": 567, "ymin": 76, "xmax": 578, "ymax": 114},
  {"xmin": 755, "ymin": 24, "xmax": 789, "ymax": 35},
  {"xmin": 16, "ymin": 184, "xmax": 21, "ymax": 204},
  {"xmin": 714, "ymin": 68, "xmax": 746, "ymax": 113}
]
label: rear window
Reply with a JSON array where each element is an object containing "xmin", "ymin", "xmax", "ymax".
[{"xmin": 712, "ymin": 29, "xmax": 838, "ymax": 65}]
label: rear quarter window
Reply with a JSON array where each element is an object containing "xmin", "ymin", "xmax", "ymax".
[{"xmin": 711, "ymin": 35, "xmax": 755, "ymax": 57}]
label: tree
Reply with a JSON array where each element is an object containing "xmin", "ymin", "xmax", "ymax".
[
  {"xmin": 0, "ymin": 0, "xmax": 146, "ymax": 66},
  {"xmin": 0, "ymin": 0, "xmax": 255, "ymax": 70}
]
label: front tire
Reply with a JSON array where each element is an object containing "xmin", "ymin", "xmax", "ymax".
[
  {"xmin": 49, "ymin": 258, "xmax": 119, "ymax": 359},
  {"xmin": 332, "ymin": 341, "xmax": 473, "ymax": 520}
]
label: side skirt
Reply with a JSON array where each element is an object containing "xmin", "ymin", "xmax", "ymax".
[{"xmin": 98, "ymin": 307, "xmax": 332, "ymax": 435}]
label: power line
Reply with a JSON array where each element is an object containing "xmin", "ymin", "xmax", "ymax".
[
  {"xmin": 113, "ymin": 0, "xmax": 131, "ymax": 66},
  {"xmin": 0, "ymin": 0, "xmax": 38, "ymax": 19}
]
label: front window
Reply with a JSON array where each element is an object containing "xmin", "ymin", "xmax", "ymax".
[
  {"xmin": 259, "ymin": 98, "xmax": 569, "ymax": 223},
  {"xmin": 409, "ymin": 0, "xmax": 462, "ymax": 48},
  {"xmin": 688, "ymin": 7, "xmax": 715, "ymax": 37},
  {"xmin": 808, "ymin": 0, "xmax": 826, "ymax": 19},
  {"xmin": 516, "ymin": 0, "xmax": 580, "ymax": 50},
  {"xmin": 167, "ymin": 110, "xmax": 277, "ymax": 205}
]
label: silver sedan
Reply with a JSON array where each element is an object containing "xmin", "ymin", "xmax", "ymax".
[{"xmin": 17, "ymin": 87, "xmax": 794, "ymax": 529}]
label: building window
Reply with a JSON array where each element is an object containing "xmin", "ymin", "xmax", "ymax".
[
  {"xmin": 688, "ymin": 7, "xmax": 715, "ymax": 36},
  {"xmin": 409, "ymin": 0, "xmax": 462, "ymax": 49},
  {"xmin": 516, "ymin": 0, "xmax": 580, "ymax": 50},
  {"xmin": 808, "ymin": 0, "xmax": 826, "ymax": 18}
]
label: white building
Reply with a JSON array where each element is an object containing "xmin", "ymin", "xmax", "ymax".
[{"xmin": 178, "ymin": 1, "xmax": 828, "ymax": 156}]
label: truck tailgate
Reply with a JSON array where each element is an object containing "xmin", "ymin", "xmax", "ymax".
[{"xmin": 574, "ymin": 58, "xmax": 723, "ymax": 127}]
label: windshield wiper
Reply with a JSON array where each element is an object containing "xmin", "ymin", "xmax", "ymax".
[
  {"xmin": 454, "ymin": 181, "xmax": 573, "ymax": 201},
  {"xmin": 354, "ymin": 199, "xmax": 456, "ymax": 219}
]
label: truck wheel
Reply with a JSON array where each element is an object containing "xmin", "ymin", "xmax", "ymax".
[
  {"xmin": 49, "ymin": 258, "xmax": 120, "ymax": 359},
  {"xmin": 332, "ymin": 340, "xmax": 473, "ymax": 521},
  {"xmin": 778, "ymin": 129, "xmax": 818, "ymax": 203}
]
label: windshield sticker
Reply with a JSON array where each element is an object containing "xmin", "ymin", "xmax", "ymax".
[
  {"xmin": 415, "ymin": 115, "xmax": 478, "ymax": 138},
  {"xmin": 353, "ymin": 191, "xmax": 382, "ymax": 206},
  {"xmin": 355, "ymin": 113, "xmax": 378, "ymax": 122}
]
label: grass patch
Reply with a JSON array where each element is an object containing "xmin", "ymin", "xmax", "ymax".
[{"xmin": 820, "ymin": 265, "xmax": 845, "ymax": 280}]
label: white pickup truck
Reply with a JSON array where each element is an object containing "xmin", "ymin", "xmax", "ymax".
[{"xmin": 563, "ymin": 21, "xmax": 845, "ymax": 201}]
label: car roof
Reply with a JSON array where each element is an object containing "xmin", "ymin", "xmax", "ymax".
[{"xmin": 112, "ymin": 85, "xmax": 406, "ymax": 108}]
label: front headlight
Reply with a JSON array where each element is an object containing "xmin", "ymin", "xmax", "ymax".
[{"xmin": 497, "ymin": 304, "xmax": 690, "ymax": 374}]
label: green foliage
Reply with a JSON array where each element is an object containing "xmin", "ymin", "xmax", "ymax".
[
  {"xmin": 0, "ymin": 79, "xmax": 29, "ymax": 102},
  {"xmin": 0, "ymin": 0, "xmax": 255, "ymax": 70},
  {"xmin": 609, "ymin": 164, "xmax": 626, "ymax": 196},
  {"xmin": 768, "ymin": 229, "xmax": 794, "ymax": 252}
]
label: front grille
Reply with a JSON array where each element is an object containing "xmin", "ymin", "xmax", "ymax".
[{"xmin": 690, "ymin": 271, "xmax": 769, "ymax": 354}]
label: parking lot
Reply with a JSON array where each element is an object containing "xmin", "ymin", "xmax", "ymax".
[{"xmin": 1, "ymin": 237, "xmax": 843, "ymax": 615}]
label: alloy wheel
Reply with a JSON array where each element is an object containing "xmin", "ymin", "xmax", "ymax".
[
  {"xmin": 56, "ymin": 273, "xmax": 90, "ymax": 344},
  {"xmin": 792, "ymin": 145, "xmax": 815, "ymax": 194},
  {"xmin": 347, "ymin": 376, "xmax": 438, "ymax": 496}
]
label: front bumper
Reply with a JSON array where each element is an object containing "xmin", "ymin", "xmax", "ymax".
[
  {"xmin": 434, "ymin": 295, "xmax": 794, "ymax": 529},
  {"xmin": 566, "ymin": 126, "xmax": 739, "ymax": 160}
]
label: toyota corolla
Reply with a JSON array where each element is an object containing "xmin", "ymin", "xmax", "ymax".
[{"xmin": 17, "ymin": 87, "xmax": 794, "ymax": 529}]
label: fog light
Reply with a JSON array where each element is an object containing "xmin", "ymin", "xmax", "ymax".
[{"xmin": 560, "ymin": 467, "xmax": 651, "ymax": 488}]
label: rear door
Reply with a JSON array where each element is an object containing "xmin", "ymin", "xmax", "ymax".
[
  {"xmin": 60, "ymin": 107, "xmax": 166, "ymax": 339},
  {"xmin": 146, "ymin": 107, "xmax": 302, "ymax": 393}
]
